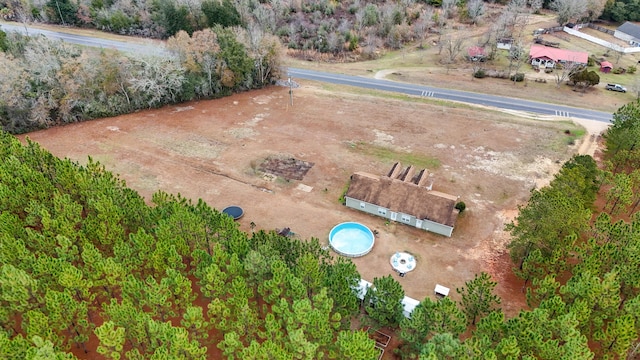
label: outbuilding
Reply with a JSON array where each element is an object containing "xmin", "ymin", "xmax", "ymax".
[
  {"xmin": 600, "ymin": 61, "xmax": 613, "ymax": 73},
  {"xmin": 467, "ymin": 46, "xmax": 487, "ymax": 61},
  {"xmin": 614, "ymin": 21, "xmax": 640, "ymax": 46}
]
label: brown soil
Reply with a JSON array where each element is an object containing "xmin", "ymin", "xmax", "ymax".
[{"xmin": 19, "ymin": 82, "xmax": 601, "ymax": 357}]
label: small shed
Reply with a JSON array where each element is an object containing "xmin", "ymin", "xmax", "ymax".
[
  {"xmin": 402, "ymin": 296, "xmax": 421, "ymax": 318},
  {"xmin": 600, "ymin": 61, "xmax": 613, "ymax": 73},
  {"xmin": 435, "ymin": 284, "xmax": 450, "ymax": 298},
  {"xmin": 467, "ymin": 46, "xmax": 487, "ymax": 61},
  {"xmin": 497, "ymin": 38, "xmax": 513, "ymax": 50}
]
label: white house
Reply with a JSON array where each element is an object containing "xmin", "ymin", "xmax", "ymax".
[
  {"xmin": 529, "ymin": 45, "xmax": 589, "ymax": 69},
  {"xmin": 344, "ymin": 163, "xmax": 460, "ymax": 237},
  {"xmin": 614, "ymin": 22, "xmax": 640, "ymax": 46}
]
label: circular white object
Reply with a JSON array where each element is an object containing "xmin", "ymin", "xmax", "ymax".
[
  {"xmin": 329, "ymin": 222, "xmax": 375, "ymax": 258},
  {"xmin": 390, "ymin": 252, "xmax": 416, "ymax": 273}
]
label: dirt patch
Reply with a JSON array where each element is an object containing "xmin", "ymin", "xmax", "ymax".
[
  {"xmin": 20, "ymin": 84, "xmax": 585, "ymax": 317},
  {"xmin": 258, "ymin": 155, "xmax": 315, "ymax": 181}
]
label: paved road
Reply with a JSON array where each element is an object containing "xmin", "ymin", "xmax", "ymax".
[
  {"xmin": 0, "ymin": 22, "xmax": 163, "ymax": 55},
  {"xmin": 287, "ymin": 68, "xmax": 613, "ymax": 123},
  {"xmin": 1, "ymin": 22, "xmax": 614, "ymax": 122}
]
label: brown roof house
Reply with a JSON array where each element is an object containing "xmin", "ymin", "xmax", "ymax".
[{"xmin": 344, "ymin": 163, "xmax": 460, "ymax": 237}]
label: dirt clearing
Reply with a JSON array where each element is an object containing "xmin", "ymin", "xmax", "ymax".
[{"xmin": 19, "ymin": 82, "xmax": 601, "ymax": 314}]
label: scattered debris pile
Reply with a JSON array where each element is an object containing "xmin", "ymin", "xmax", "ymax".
[{"xmin": 258, "ymin": 155, "xmax": 314, "ymax": 181}]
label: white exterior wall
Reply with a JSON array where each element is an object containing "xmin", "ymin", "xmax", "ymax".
[
  {"xmin": 614, "ymin": 30, "xmax": 635, "ymax": 43},
  {"xmin": 345, "ymin": 197, "xmax": 454, "ymax": 237},
  {"xmin": 420, "ymin": 219, "xmax": 454, "ymax": 237},
  {"xmin": 565, "ymin": 27, "xmax": 640, "ymax": 53},
  {"xmin": 354, "ymin": 279, "xmax": 422, "ymax": 318},
  {"xmin": 531, "ymin": 58, "xmax": 555, "ymax": 68}
]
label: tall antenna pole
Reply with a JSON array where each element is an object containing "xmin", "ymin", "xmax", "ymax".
[{"xmin": 288, "ymin": 73, "xmax": 293, "ymax": 106}]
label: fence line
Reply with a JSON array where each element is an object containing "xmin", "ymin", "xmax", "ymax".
[
  {"xmin": 563, "ymin": 26, "xmax": 640, "ymax": 54},
  {"xmin": 587, "ymin": 23, "xmax": 615, "ymax": 35}
]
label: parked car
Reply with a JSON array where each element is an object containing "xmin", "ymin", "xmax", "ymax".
[{"xmin": 606, "ymin": 84, "xmax": 627, "ymax": 92}]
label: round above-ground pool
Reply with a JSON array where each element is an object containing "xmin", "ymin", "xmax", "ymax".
[
  {"xmin": 329, "ymin": 222, "xmax": 375, "ymax": 257},
  {"xmin": 222, "ymin": 206, "xmax": 244, "ymax": 220}
]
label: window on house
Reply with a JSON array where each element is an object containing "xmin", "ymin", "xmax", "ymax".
[
  {"xmin": 378, "ymin": 207, "xmax": 387, "ymax": 215},
  {"xmin": 360, "ymin": 202, "xmax": 366, "ymax": 209},
  {"xmin": 401, "ymin": 214, "xmax": 411, "ymax": 223}
]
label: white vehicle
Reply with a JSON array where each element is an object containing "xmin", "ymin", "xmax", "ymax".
[{"xmin": 606, "ymin": 84, "xmax": 627, "ymax": 93}]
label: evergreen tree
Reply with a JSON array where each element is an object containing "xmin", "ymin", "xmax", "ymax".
[
  {"xmin": 202, "ymin": 0, "xmax": 242, "ymax": 28},
  {"xmin": 364, "ymin": 275, "xmax": 405, "ymax": 329},
  {"xmin": 457, "ymin": 272, "xmax": 501, "ymax": 326}
]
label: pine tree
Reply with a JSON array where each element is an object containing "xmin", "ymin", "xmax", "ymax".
[
  {"xmin": 457, "ymin": 272, "xmax": 501, "ymax": 326},
  {"xmin": 95, "ymin": 321, "xmax": 125, "ymax": 360},
  {"xmin": 364, "ymin": 275, "xmax": 405, "ymax": 329}
]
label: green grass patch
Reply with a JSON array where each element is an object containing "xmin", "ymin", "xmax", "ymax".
[
  {"xmin": 347, "ymin": 141, "xmax": 441, "ymax": 169},
  {"xmin": 544, "ymin": 121, "xmax": 586, "ymax": 151},
  {"xmin": 563, "ymin": 127, "xmax": 586, "ymax": 146},
  {"xmin": 338, "ymin": 180, "xmax": 350, "ymax": 205}
]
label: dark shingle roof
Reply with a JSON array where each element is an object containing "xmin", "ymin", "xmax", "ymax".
[
  {"xmin": 345, "ymin": 167, "xmax": 459, "ymax": 227},
  {"xmin": 617, "ymin": 22, "xmax": 640, "ymax": 40}
]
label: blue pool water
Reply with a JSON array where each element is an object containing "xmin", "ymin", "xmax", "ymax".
[
  {"xmin": 222, "ymin": 206, "xmax": 244, "ymax": 220},
  {"xmin": 329, "ymin": 222, "xmax": 375, "ymax": 257}
]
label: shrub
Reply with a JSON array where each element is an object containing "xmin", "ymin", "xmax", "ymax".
[
  {"xmin": 338, "ymin": 179, "xmax": 351, "ymax": 205},
  {"xmin": 473, "ymin": 69, "xmax": 486, "ymax": 78},
  {"xmin": 348, "ymin": 35, "xmax": 359, "ymax": 51},
  {"xmin": 0, "ymin": 29, "xmax": 7, "ymax": 52},
  {"xmin": 510, "ymin": 73, "xmax": 525, "ymax": 82},
  {"xmin": 455, "ymin": 201, "xmax": 466, "ymax": 212},
  {"xmin": 628, "ymin": 66, "xmax": 637, "ymax": 74},
  {"xmin": 362, "ymin": 4, "xmax": 379, "ymax": 27}
]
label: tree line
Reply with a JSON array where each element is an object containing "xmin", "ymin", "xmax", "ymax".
[
  {"xmin": 365, "ymin": 101, "xmax": 640, "ymax": 358},
  {"xmin": 0, "ymin": 0, "xmax": 616, "ymax": 62},
  {"xmin": 3, "ymin": 102, "xmax": 640, "ymax": 359},
  {"xmin": 0, "ymin": 131, "xmax": 380, "ymax": 359},
  {"xmin": 500, "ymin": 99, "xmax": 640, "ymax": 359},
  {"xmin": 0, "ymin": 26, "xmax": 281, "ymax": 134}
]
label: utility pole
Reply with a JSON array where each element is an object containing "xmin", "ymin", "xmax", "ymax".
[
  {"xmin": 55, "ymin": 0, "xmax": 66, "ymax": 26},
  {"xmin": 288, "ymin": 73, "xmax": 293, "ymax": 106}
]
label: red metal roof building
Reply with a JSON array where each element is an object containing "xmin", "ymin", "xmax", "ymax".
[
  {"xmin": 529, "ymin": 45, "xmax": 589, "ymax": 64},
  {"xmin": 600, "ymin": 61, "xmax": 613, "ymax": 73},
  {"xmin": 467, "ymin": 46, "xmax": 486, "ymax": 58}
]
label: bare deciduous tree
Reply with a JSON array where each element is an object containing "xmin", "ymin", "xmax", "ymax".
[
  {"xmin": 508, "ymin": 41, "xmax": 527, "ymax": 83},
  {"xmin": 236, "ymin": 23, "xmax": 283, "ymax": 86},
  {"xmin": 3, "ymin": 0, "xmax": 33, "ymax": 33},
  {"xmin": 363, "ymin": 28, "xmax": 382, "ymax": 58},
  {"xmin": 586, "ymin": 0, "xmax": 607, "ymax": 21},
  {"xmin": 129, "ymin": 55, "xmax": 186, "ymax": 107},
  {"xmin": 466, "ymin": 0, "xmax": 486, "ymax": 25},
  {"xmin": 440, "ymin": 34, "xmax": 466, "ymax": 73},
  {"xmin": 441, "ymin": 0, "xmax": 457, "ymax": 20},
  {"xmin": 529, "ymin": 0, "xmax": 543, "ymax": 13},
  {"xmin": 550, "ymin": 0, "xmax": 588, "ymax": 26},
  {"xmin": 252, "ymin": 5, "xmax": 276, "ymax": 33},
  {"xmin": 554, "ymin": 61, "xmax": 582, "ymax": 88},
  {"xmin": 632, "ymin": 78, "xmax": 640, "ymax": 99},
  {"xmin": 481, "ymin": 0, "xmax": 529, "ymax": 61}
]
